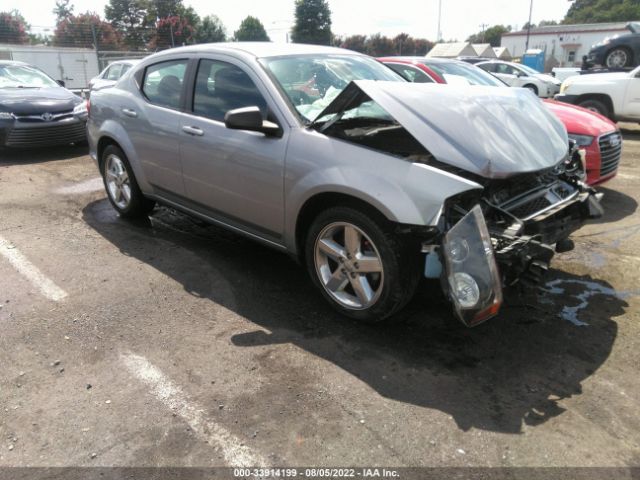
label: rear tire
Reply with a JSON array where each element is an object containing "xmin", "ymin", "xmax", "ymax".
[
  {"xmin": 605, "ymin": 47, "xmax": 632, "ymax": 69},
  {"xmin": 578, "ymin": 99, "xmax": 610, "ymax": 119},
  {"xmin": 305, "ymin": 206, "xmax": 422, "ymax": 323},
  {"xmin": 101, "ymin": 144, "xmax": 155, "ymax": 219}
]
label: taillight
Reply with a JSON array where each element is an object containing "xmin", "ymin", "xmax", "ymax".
[{"xmin": 86, "ymin": 99, "xmax": 91, "ymax": 117}]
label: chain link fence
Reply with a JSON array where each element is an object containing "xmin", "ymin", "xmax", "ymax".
[{"xmin": 0, "ymin": 21, "xmax": 201, "ymax": 91}]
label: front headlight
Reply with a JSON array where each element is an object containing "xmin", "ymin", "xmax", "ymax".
[
  {"xmin": 0, "ymin": 112, "xmax": 14, "ymax": 120},
  {"xmin": 568, "ymin": 134, "xmax": 595, "ymax": 147},
  {"xmin": 560, "ymin": 81, "xmax": 572, "ymax": 94},
  {"xmin": 73, "ymin": 102, "xmax": 88, "ymax": 116},
  {"xmin": 442, "ymin": 205, "xmax": 502, "ymax": 326}
]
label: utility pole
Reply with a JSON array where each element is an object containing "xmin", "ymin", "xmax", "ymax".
[
  {"xmin": 437, "ymin": 0, "xmax": 442, "ymax": 42},
  {"xmin": 525, "ymin": 0, "xmax": 534, "ymax": 52},
  {"xmin": 91, "ymin": 24, "xmax": 100, "ymax": 69},
  {"xmin": 480, "ymin": 23, "xmax": 489, "ymax": 43}
]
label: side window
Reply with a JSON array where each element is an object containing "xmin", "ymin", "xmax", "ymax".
[
  {"xmin": 192, "ymin": 59, "xmax": 267, "ymax": 122},
  {"xmin": 105, "ymin": 64, "xmax": 122, "ymax": 80},
  {"xmin": 479, "ymin": 63, "xmax": 495, "ymax": 73},
  {"xmin": 120, "ymin": 64, "xmax": 132, "ymax": 77},
  {"xmin": 386, "ymin": 63, "xmax": 434, "ymax": 83},
  {"xmin": 142, "ymin": 59, "xmax": 188, "ymax": 110}
]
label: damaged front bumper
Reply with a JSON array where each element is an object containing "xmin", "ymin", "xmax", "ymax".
[{"xmin": 433, "ymin": 165, "xmax": 604, "ymax": 327}]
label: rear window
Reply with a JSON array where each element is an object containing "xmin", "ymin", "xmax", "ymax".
[{"xmin": 142, "ymin": 60, "xmax": 188, "ymax": 110}]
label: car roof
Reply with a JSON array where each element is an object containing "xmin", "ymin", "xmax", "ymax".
[
  {"xmin": 477, "ymin": 60, "xmax": 514, "ymax": 65},
  {"xmin": 0, "ymin": 60, "xmax": 29, "ymax": 67},
  {"xmin": 111, "ymin": 59, "xmax": 142, "ymax": 65},
  {"xmin": 380, "ymin": 56, "xmax": 467, "ymax": 65},
  {"xmin": 152, "ymin": 42, "xmax": 360, "ymax": 59}
]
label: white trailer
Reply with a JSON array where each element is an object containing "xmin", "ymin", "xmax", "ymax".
[{"xmin": 0, "ymin": 44, "xmax": 100, "ymax": 91}]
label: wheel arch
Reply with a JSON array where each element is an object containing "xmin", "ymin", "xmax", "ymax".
[
  {"xmin": 95, "ymin": 120, "xmax": 151, "ymax": 192},
  {"xmin": 576, "ymin": 93, "xmax": 615, "ymax": 119},
  {"xmin": 294, "ymin": 192, "xmax": 395, "ymax": 262},
  {"xmin": 97, "ymin": 135, "xmax": 120, "ymax": 170}
]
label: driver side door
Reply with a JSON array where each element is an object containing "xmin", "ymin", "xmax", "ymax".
[{"xmin": 178, "ymin": 56, "xmax": 289, "ymax": 243}]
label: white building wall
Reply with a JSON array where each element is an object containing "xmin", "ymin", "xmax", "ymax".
[{"xmin": 500, "ymin": 28, "xmax": 628, "ymax": 70}]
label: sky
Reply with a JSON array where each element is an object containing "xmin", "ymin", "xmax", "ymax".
[{"xmin": 4, "ymin": 0, "xmax": 573, "ymax": 43}]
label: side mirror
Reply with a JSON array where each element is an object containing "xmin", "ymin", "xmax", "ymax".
[
  {"xmin": 224, "ymin": 106, "xmax": 282, "ymax": 137},
  {"xmin": 57, "ymin": 80, "xmax": 66, "ymax": 87},
  {"xmin": 517, "ymin": 72, "xmax": 527, "ymax": 78}
]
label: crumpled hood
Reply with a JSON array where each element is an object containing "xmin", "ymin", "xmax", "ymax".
[
  {"xmin": 0, "ymin": 87, "xmax": 82, "ymax": 115},
  {"xmin": 344, "ymin": 80, "xmax": 569, "ymax": 179}
]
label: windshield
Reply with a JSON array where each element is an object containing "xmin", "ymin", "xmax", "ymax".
[
  {"xmin": 423, "ymin": 61, "xmax": 506, "ymax": 87},
  {"xmin": 260, "ymin": 54, "xmax": 402, "ymax": 122},
  {"xmin": 517, "ymin": 64, "xmax": 540, "ymax": 75},
  {"xmin": 0, "ymin": 64, "xmax": 59, "ymax": 88}
]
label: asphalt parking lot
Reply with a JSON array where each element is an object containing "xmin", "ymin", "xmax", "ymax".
[{"xmin": 1, "ymin": 128, "xmax": 639, "ymax": 471}]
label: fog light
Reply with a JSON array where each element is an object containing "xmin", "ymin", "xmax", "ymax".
[{"xmin": 450, "ymin": 272, "xmax": 480, "ymax": 309}]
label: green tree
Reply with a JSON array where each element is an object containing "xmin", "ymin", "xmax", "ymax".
[
  {"xmin": 564, "ymin": 0, "xmax": 640, "ymax": 23},
  {"xmin": 291, "ymin": 0, "xmax": 332, "ymax": 45},
  {"xmin": 104, "ymin": 0, "xmax": 148, "ymax": 49},
  {"xmin": 0, "ymin": 10, "xmax": 29, "ymax": 44},
  {"xmin": 29, "ymin": 32, "xmax": 52, "ymax": 45},
  {"xmin": 196, "ymin": 15, "xmax": 226, "ymax": 43},
  {"xmin": 340, "ymin": 34, "xmax": 367, "ymax": 53},
  {"xmin": 53, "ymin": 0, "xmax": 74, "ymax": 22},
  {"xmin": 147, "ymin": 0, "xmax": 182, "ymax": 20},
  {"xmin": 233, "ymin": 16, "xmax": 270, "ymax": 41},
  {"xmin": 365, "ymin": 33, "xmax": 395, "ymax": 56},
  {"xmin": 466, "ymin": 24, "xmax": 511, "ymax": 47},
  {"xmin": 53, "ymin": 12, "xmax": 121, "ymax": 49}
]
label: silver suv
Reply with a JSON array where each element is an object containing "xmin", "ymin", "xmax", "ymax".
[{"xmin": 87, "ymin": 43, "xmax": 603, "ymax": 326}]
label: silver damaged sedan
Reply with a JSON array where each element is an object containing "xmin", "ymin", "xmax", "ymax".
[{"xmin": 87, "ymin": 43, "xmax": 604, "ymax": 326}]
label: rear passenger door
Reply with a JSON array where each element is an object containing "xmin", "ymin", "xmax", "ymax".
[
  {"xmin": 127, "ymin": 58, "xmax": 189, "ymax": 196},
  {"xmin": 178, "ymin": 56, "xmax": 288, "ymax": 242}
]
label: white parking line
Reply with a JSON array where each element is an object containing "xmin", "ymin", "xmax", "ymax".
[
  {"xmin": 121, "ymin": 353, "xmax": 268, "ymax": 467},
  {"xmin": 55, "ymin": 177, "xmax": 104, "ymax": 195},
  {"xmin": 0, "ymin": 236, "xmax": 68, "ymax": 302}
]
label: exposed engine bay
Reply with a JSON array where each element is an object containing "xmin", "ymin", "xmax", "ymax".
[
  {"xmin": 443, "ymin": 146, "xmax": 603, "ymax": 290},
  {"xmin": 312, "ymin": 81, "xmax": 605, "ymax": 325}
]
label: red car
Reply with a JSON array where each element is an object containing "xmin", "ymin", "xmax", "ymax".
[{"xmin": 378, "ymin": 57, "xmax": 621, "ymax": 185}]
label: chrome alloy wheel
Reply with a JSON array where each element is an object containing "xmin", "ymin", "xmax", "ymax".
[
  {"xmin": 314, "ymin": 222, "xmax": 384, "ymax": 310},
  {"xmin": 606, "ymin": 49, "xmax": 629, "ymax": 68},
  {"xmin": 104, "ymin": 154, "xmax": 132, "ymax": 209}
]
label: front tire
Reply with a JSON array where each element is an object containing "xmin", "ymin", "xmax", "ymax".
[
  {"xmin": 523, "ymin": 84, "xmax": 539, "ymax": 96},
  {"xmin": 578, "ymin": 99, "xmax": 610, "ymax": 119},
  {"xmin": 305, "ymin": 207, "xmax": 421, "ymax": 323},
  {"xmin": 101, "ymin": 144, "xmax": 155, "ymax": 218}
]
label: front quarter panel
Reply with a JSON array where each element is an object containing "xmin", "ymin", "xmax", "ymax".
[{"xmin": 284, "ymin": 128, "xmax": 482, "ymax": 253}]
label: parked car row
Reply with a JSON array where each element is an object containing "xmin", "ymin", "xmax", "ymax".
[{"xmin": 86, "ymin": 43, "xmax": 605, "ymax": 326}]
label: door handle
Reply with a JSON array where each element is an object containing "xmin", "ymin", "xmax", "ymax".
[
  {"xmin": 122, "ymin": 108, "xmax": 137, "ymax": 118},
  {"xmin": 182, "ymin": 125, "xmax": 204, "ymax": 136}
]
